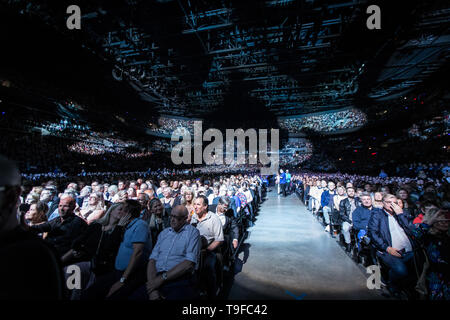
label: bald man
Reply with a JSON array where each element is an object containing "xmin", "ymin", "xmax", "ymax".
[
  {"xmin": 0, "ymin": 156, "xmax": 64, "ymax": 299},
  {"xmin": 131, "ymin": 205, "xmax": 201, "ymax": 300},
  {"xmin": 31, "ymin": 194, "xmax": 87, "ymax": 256}
]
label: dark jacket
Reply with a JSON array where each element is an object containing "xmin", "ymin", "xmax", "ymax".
[
  {"xmin": 31, "ymin": 214, "xmax": 88, "ymax": 256},
  {"xmin": 321, "ymin": 190, "xmax": 336, "ymax": 208},
  {"xmin": 0, "ymin": 227, "xmax": 64, "ymax": 300},
  {"xmin": 221, "ymin": 210, "xmax": 239, "ymax": 242},
  {"xmin": 367, "ymin": 208, "xmax": 416, "ymax": 253},
  {"xmin": 352, "ymin": 206, "xmax": 374, "ymax": 231},
  {"xmin": 339, "ymin": 197, "xmax": 361, "ymax": 224}
]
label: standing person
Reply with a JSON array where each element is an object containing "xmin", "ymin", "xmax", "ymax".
[
  {"xmin": 276, "ymin": 173, "xmax": 280, "ymax": 195},
  {"xmin": 279, "ymin": 169, "xmax": 287, "ymax": 197},
  {"xmin": 0, "ymin": 156, "xmax": 64, "ymax": 300}
]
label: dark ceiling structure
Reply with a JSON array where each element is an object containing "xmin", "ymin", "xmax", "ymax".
[{"xmin": 1, "ymin": 0, "xmax": 449, "ymax": 124}]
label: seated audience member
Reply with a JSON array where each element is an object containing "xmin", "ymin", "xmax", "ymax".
[
  {"xmin": 0, "ymin": 156, "xmax": 64, "ymax": 300},
  {"xmin": 181, "ymin": 188, "xmax": 195, "ymax": 222},
  {"xmin": 142, "ymin": 198, "xmax": 169, "ymax": 246},
  {"xmin": 39, "ymin": 187, "xmax": 58, "ymax": 218},
  {"xmin": 321, "ymin": 181, "xmax": 336, "ymax": 232},
  {"xmin": 352, "ymin": 192, "xmax": 375, "ymax": 234},
  {"xmin": 227, "ymin": 187, "xmax": 240, "ymax": 218},
  {"xmin": 413, "ymin": 202, "xmax": 439, "ymax": 225},
  {"xmin": 191, "ymin": 196, "xmax": 224, "ymax": 298},
  {"xmin": 373, "ymin": 191, "xmax": 384, "ymax": 209},
  {"xmin": 61, "ymin": 203, "xmax": 131, "ymax": 299},
  {"xmin": 161, "ymin": 187, "xmax": 175, "ymax": 216},
  {"xmin": 106, "ymin": 185, "xmax": 118, "ymax": 203},
  {"xmin": 214, "ymin": 196, "xmax": 239, "ymax": 267},
  {"xmin": 127, "ymin": 187, "xmax": 137, "ymax": 200},
  {"xmin": 29, "ymin": 194, "xmax": 88, "ymax": 257},
  {"xmin": 81, "ymin": 200, "xmax": 151, "ymax": 300},
  {"xmin": 77, "ymin": 186, "xmax": 92, "ymax": 210},
  {"xmin": 76, "ymin": 192, "xmax": 105, "ymax": 224},
  {"xmin": 132, "ymin": 205, "xmax": 201, "ymax": 300},
  {"xmin": 412, "ymin": 208, "xmax": 450, "ymax": 300},
  {"xmin": 25, "ymin": 192, "xmax": 40, "ymax": 205},
  {"xmin": 339, "ymin": 187, "xmax": 360, "ymax": 252},
  {"xmin": 25, "ymin": 201, "xmax": 48, "ymax": 227},
  {"xmin": 113, "ymin": 190, "xmax": 128, "ymax": 203},
  {"xmin": 208, "ymin": 186, "xmax": 220, "ymax": 206},
  {"xmin": 137, "ymin": 192, "xmax": 150, "ymax": 219},
  {"xmin": 368, "ymin": 194, "xmax": 416, "ymax": 296}
]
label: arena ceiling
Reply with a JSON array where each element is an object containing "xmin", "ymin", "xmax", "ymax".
[{"xmin": 1, "ymin": 0, "xmax": 449, "ymax": 123}]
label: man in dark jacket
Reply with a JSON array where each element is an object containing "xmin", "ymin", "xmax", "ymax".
[
  {"xmin": 215, "ymin": 197, "xmax": 239, "ymax": 250},
  {"xmin": 339, "ymin": 187, "xmax": 360, "ymax": 251},
  {"xmin": 352, "ymin": 192, "xmax": 375, "ymax": 233},
  {"xmin": 30, "ymin": 194, "xmax": 88, "ymax": 257},
  {"xmin": 368, "ymin": 194, "xmax": 416, "ymax": 295}
]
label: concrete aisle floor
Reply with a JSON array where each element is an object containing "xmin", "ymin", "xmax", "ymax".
[{"xmin": 228, "ymin": 190, "xmax": 386, "ymax": 300}]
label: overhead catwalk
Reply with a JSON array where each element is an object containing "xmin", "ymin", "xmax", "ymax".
[{"xmin": 228, "ymin": 191, "xmax": 386, "ymax": 300}]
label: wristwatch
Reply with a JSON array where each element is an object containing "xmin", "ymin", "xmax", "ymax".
[
  {"xmin": 161, "ymin": 272, "xmax": 168, "ymax": 281},
  {"xmin": 119, "ymin": 276, "xmax": 127, "ymax": 283}
]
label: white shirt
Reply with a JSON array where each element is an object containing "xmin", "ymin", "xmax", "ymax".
[
  {"xmin": 244, "ymin": 190, "xmax": 253, "ymax": 203},
  {"xmin": 208, "ymin": 193, "xmax": 216, "ymax": 205},
  {"xmin": 387, "ymin": 213, "xmax": 412, "ymax": 252}
]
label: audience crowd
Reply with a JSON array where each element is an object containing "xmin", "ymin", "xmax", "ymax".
[
  {"xmin": 289, "ymin": 167, "xmax": 449, "ymax": 300},
  {"xmin": 1, "ymin": 156, "xmax": 265, "ymax": 300},
  {"xmin": 147, "ymin": 117, "xmax": 195, "ymax": 136},
  {"xmin": 278, "ymin": 108, "xmax": 367, "ymax": 133}
]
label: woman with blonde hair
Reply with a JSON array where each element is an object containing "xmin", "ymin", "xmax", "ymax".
[
  {"xmin": 181, "ymin": 188, "xmax": 195, "ymax": 222},
  {"xmin": 76, "ymin": 192, "xmax": 105, "ymax": 224}
]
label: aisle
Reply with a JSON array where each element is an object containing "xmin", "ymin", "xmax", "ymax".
[{"xmin": 228, "ymin": 190, "xmax": 385, "ymax": 300}]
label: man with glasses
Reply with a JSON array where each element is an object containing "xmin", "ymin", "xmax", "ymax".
[
  {"xmin": 134, "ymin": 205, "xmax": 200, "ymax": 300},
  {"xmin": 368, "ymin": 194, "xmax": 416, "ymax": 297}
]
